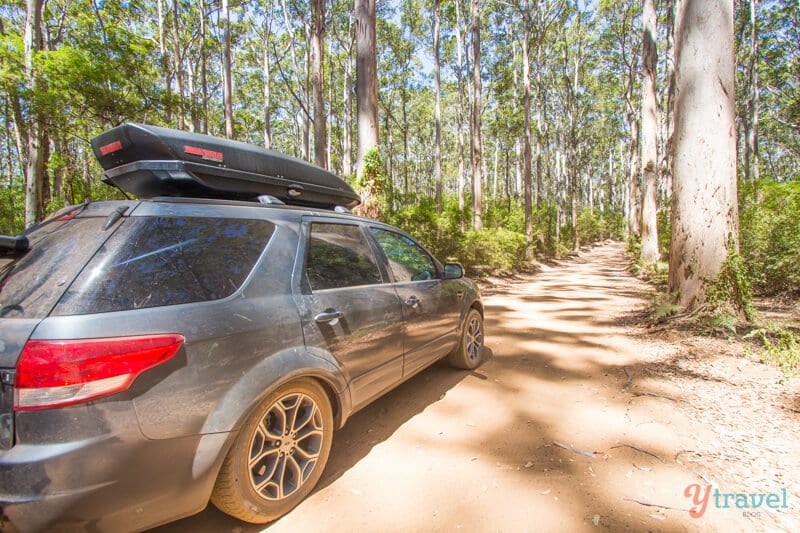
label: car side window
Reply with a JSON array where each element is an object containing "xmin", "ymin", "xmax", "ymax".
[
  {"xmin": 306, "ymin": 223, "xmax": 383, "ymax": 291},
  {"xmin": 370, "ymin": 228, "xmax": 438, "ymax": 283}
]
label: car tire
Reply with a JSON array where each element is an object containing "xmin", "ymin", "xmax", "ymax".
[
  {"xmin": 210, "ymin": 378, "xmax": 334, "ymax": 524},
  {"xmin": 448, "ymin": 308, "xmax": 484, "ymax": 370}
]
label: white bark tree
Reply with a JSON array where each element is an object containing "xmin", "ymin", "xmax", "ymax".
[
  {"xmin": 23, "ymin": 0, "xmax": 44, "ymax": 228},
  {"xmin": 471, "ymin": 0, "xmax": 483, "ymax": 230},
  {"xmin": 355, "ymin": 0, "xmax": 378, "ymax": 176},
  {"xmin": 311, "ymin": 0, "xmax": 327, "ymax": 169},
  {"xmin": 222, "ymin": 0, "xmax": 234, "ymax": 139},
  {"xmin": 640, "ymin": 0, "xmax": 660, "ymax": 263},
  {"xmin": 668, "ymin": 0, "xmax": 739, "ymax": 311}
]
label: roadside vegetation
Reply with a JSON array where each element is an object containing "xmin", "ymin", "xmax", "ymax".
[
  {"xmin": 630, "ymin": 179, "xmax": 800, "ymax": 375},
  {"xmin": 1, "ymin": 2, "xmax": 796, "ymax": 364}
]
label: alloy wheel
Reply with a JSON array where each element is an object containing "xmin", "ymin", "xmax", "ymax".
[{"xmin": 247, "ymin": 392, "xmax": 324, "ymax": 500}]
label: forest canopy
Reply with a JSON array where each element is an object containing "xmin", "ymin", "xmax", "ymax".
[{"xmin": 0, "ymin": 0, "xmax": 798, "ymax": 299}]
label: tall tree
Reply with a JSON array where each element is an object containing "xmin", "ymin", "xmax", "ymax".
[
  {"xmin": 743, "ymin": 0, "xmax": 760, "ymax": 182},
  {"xmin": 311, "ymin": 0, "xmax": 328, "ymax": 169},
  {"xmin": 452, "ymin": 0, "xmax": 467, "ymax": 213},
  {"xmin": 23, "ymin": 0, "xmax": 44, "ymax": 228},
  {"xmin": 222, "ymin": 0, "xmax": 235, "ymax": 139},
  {"xmin": 355, "ymin": 0, "xmax": 378, "ymax": 175},
  {"xmin": 639, "ymin": 0, "xmax": 659, "ymax": 263},
  {"xmin": 668, "ymin": 0, "xmax": 739, "ymax": 311},
  {"xmin": 471, "ymin": 0, "xmax": 483, "ymax": 230},
  {"xmin": 432, "ymin": 0, "xmax": 443, "ymax": 213},
  {"xmin": 262, "ymin": 1, "xmax": 274, "ymax": 148},
  {"xmin": 520, "ymin": 1, "xmax": 534, "ymax": 254}
]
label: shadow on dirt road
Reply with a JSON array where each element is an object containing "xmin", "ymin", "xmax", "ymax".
[{"xmin": 152, "ymin": 242, "xmax": 768, "ymax": 532}]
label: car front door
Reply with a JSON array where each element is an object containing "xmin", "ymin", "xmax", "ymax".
[
  {"xmin": 295, "ymin": 219, "xmax": 404, "ymax": 411},
  {"xmin": 369, "ymin": 227, "xmax": 461, "ymax": 377}
]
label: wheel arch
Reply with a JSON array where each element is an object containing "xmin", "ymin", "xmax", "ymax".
[{"xmin": 200, "ymin": 346, "xmax": 351, "ymax": 436}]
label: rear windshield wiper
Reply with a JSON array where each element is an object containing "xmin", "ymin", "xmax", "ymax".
[{"xmin": 0, "ymin": 235, "xmax": 29, "ymax": 254}]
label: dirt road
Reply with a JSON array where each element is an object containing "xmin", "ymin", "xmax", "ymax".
[{"xmin": 154, "ymin": 242, "xmax": 796, "ymax": 532}]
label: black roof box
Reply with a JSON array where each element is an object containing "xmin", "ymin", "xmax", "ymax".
[{"xmin": 91, "ymin": 123, "xmax": 360, "ymax": 209}]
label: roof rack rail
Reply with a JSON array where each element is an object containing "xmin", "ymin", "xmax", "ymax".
[{"xmin": 257, "ymin": 195, "xmax": 286, "ymax": 206}]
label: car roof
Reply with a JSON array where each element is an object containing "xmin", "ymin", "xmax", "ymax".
[{"xmin": 65, "ymin": 196, "xmax": 397, "ymax": 229}]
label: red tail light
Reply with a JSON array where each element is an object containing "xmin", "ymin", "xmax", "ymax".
[{"xmin": 14, "ymin": 334, "xmax": 184, "ymax": 411}]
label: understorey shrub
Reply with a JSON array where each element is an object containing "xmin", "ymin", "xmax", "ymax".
[{"xmin": 739, "ymin": 180, "xmax": 800, "ymax": 296}]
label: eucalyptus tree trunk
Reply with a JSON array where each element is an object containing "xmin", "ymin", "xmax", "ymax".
[
  {"xmin": 668, "ymin": 0, "xmax": 739, "ymax": 312},
  {"xmin": 624, "ymin": 32, "xmax": 640, "ymax": 238},
  {"xmin": 554, "ymin": 145, "xmax": 562, "ymax": 245},
  {"xmin": 157, "ymin": 0, "xmax": 172, "ymax": 124},
  {"xmin": 663, "ymin": 0, "xmax": 676, "ymax": 203},
  {"xmin": 311, "ymin": 0, "xmax": 327, "ymax": 169},
  {"xmin": 279, "ymin": 0, "xmax": 310, "ymax": 159},
  {"xmin": 640, "ymin": 0, "xmax": 660, "ymax": 263},
  {"xmin": 343, "ymin": 35, "xmax": 353, "ymax": 176},
  {"xmin": 626, "ymin": 111, "xmax": 640, "ymax": 237},
  {"xmin": 222, "ymin": 0, "xmax": 234, "ymax": 139},
  {"xmin": 607, "ymin": 150, "xmax": 615, "ymax": 212},
  {"xmin": 24, "ymin": 0, "xmax": 44, "ymax": 228},
  {"xmin": 492, "ymin": 139, "xmax": 500, "ymax": 199},
  {"xmin": 535, "ymin": 36, "xmax": 544, "ymax": 211},
  {"xmin": 454, "ymin": 0, "xmax": 466, "ymax": 213},
  {"xmin": 303, "ymin": 43, "xmax": 311, "ymax": 161},
  {"xmin": 744, "ymin": 0, "xmax": 760, "ymax": 182},
  {"xmin": 433, "ymin": 0, "xmax": 443, "ymax": 213},
  {"xmin": 355, "ymin": 0, "xmax": 378, "ymax": 176},
  {"xmin": 263, "ymin": 2, "xmax": 274, "ymax": 148},
  {"xmin": 200, "ymin": 0, "xmax": 209, "ymax": 133},
  {"xmin": 171, "ymin": 0, "xmax": 185, "ymax": 130},
  {"xmin": 470, "ymin": 0, "xmax": 483, "ymax": 230},
  {"xmin": 521, "ymin": 4, "xmax": 534, "ymax": 253}
]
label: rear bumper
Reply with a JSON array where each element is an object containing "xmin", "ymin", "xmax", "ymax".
[{"xmin": 0, "ymin": 429, "xmax": 230, "ymax": 532}]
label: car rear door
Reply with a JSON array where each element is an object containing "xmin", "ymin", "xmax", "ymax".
[{"xmin": 294, "ymin": 218, "xmax": 404, "ymax": 411}]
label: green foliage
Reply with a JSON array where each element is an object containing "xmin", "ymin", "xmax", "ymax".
[
  {"xmin": 576, "ymin": 208, "xmax": 624, "ymax": 244},
  {"xmin": 746, "ymin": 326, "xmax": 800, "ymax": 376},
  {"xmin": 358, "ymin": 148, "xmax": 385, "ymax": 188},
  {"xmin": 0, "ymin": 186, "xmax": 23, "ymax": 235},
  {"xmin": 657, "ymin": 208, "xmax": 671, "ymax": 258},
  {"xmin": 461, "ymin": 227, "xmax": 527, "ymax": 271},
  {"xmin": 353, "ymin": 148, "xmax": 389, "ymax": 219},
  {"xmin": 704, "ymin": 244, "xmax": 755, "ymax": 323},
  {"xmin": 387, "ymin": 196, "xmax": 467, "ymax": 262},
  {"xmin": 653, "ymin": 292, "xmax": 681, "ymax": 319},
  {"xmin": 626, "ymin": 236, "xmax": 641, "ymax": 259},
  {"xmin": 483, "ymin": 201, "xmax": 525, "ymax": 235},
  {"xmin": 387, "ymin": 197, "xmax": 625, "ymax": 273},
  {"xmin": 387, "ymin": 196, "xmax": 527, "ymax": 272},
  {"xmin": 739, "ymin": 180, "xmax": 800, "ymax": 296}
]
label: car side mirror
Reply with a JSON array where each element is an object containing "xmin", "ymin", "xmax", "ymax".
[{"xmin": 443, "ymin": 263, "xmax": 464, "ymax": 280}]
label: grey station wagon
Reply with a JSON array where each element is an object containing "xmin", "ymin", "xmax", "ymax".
[{"xmin": 0, "ymin": 125, "xmax": 484, "ymax": 532}]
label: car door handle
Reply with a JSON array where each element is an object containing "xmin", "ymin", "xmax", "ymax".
[
  {"xmin": 405, "ymin": 296, "xmax": 420, "ymax": 308},
  {"xmin": 456, "ymin": 290, "xmax": 465, "ymax": 299},
  {"xmin": 314, "ymin": 310, "xmax": 344, "ymax": 323}
]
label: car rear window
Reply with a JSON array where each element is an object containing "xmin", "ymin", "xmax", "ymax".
[
  {"xmin": 306, "ymin": 223, "xmax": 382, "ymax": 291},
  {"xmin": 0, "ymin": 216, "xmax": 113, "ymax": 319},
  {"xmin": 53, "ymin": 216, "xmax": 274, "ymax": 315}
]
